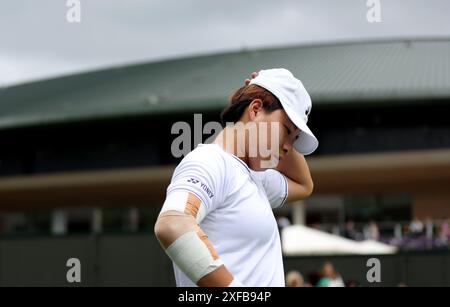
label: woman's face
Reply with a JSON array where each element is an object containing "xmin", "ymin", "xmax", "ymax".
[{"xmin": 244, "ymin": 99, "xmax": 300, "ymax": 170}]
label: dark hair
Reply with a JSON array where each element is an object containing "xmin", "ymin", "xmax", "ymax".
[{"xmin": 220, "ymin": 84, "xmax": 283, "ymax": 127}]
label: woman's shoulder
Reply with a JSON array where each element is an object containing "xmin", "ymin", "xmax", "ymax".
[
  {"xmin": 179, "ymin": 143, "xmax": 229, "ymax": 170},
  {"xmin": 185, "ymin": 143, "xmax": 225, "ymax": 159}
]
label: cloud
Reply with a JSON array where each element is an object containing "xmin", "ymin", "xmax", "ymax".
[
  {"xmin": 0, "ymin": 0, "xmax": 449, "ymax": 86},
  {"xmin": 0, "ymin": 52, "xmax": 89, "ymax": 87}
]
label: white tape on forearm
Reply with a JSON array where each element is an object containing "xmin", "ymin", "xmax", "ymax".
[
  {"xmin": 165, "ymin": 230, "xmax": 223, "ymax": 284},
  {"xmin": 161, "ymin": 190, "xmax": 206, "ymax": 223}
]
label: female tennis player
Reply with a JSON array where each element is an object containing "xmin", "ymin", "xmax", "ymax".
[{"xmin": 154, "ymin": 68, "xmax": 318, "ymax": 287}]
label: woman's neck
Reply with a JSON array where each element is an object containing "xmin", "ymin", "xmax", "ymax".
[{"xmin": 213, "ymin": 125, "xmax": 249, "ymax": 165}]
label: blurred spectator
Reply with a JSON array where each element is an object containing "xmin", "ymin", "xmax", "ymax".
[
  {"xmin": 286, "ymin": 270, "xmax": 304, "ymax": 287},
  {"xmin": 316, "ymin": 277, "xmax": 331, "ymax": 287},
  {"xmin": 305, "ymin": 271, "xmax": 321, "ymax": 287},
  {"xmin": 343, "ymin": 220, "xmax": 358, "ymax": 240},
  {"xmin": 437, "ymin": 219, "xmax": 450, "ymax": 246},
  {"xmin": 364, "ymin": 220, "xmax": 380, "ymax": 241},
  {"xmin": 425, "ymin": 218, "xmax": 434, "ymax": 249},
  {"xmin": 320, "ymin": 262, "xmax": 345, "ymax": 287},
  {"xmin": 402, "ymin": 223, "xmax": 411, "ymax": 239},
  {"xmin": 409, "ymin": 218, "xmax": 424, "ymax": 237},
  {"xmin": 425, "ymin": 218, "xmax": 434, "ymax": 239},
  {"xmin": 345, "ymin": 279, "xmax": 360, "ymax": 287}
]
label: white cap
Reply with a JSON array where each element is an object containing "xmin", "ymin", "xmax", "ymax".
[{"xmin": 249, "ymin": 68, "xmax": 319, "ymax": 155}]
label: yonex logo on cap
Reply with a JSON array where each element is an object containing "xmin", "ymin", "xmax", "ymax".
[{"xmin": 187, "ymin": 178, "xmax": 200, "ymax": 184}]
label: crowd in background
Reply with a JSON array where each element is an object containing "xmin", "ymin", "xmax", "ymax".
[
  {"xmin": 285, "ymin": 262, "xmax": 408, "ymax": 287},
  {"xmin": 278, "ymin": 217, "xmax": 450, "ymax": 251},
  {"xmin": 286, "ymin": 262, "xmax": 351, "ymax": 287},
  {"xmin": 340, "ymin": 218, "xmax": 450, "ymax": 250}
]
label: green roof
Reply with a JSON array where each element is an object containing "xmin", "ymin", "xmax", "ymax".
[{"xmin": 1, "ymin": 38, "xmax": 450, "ymax": 130}]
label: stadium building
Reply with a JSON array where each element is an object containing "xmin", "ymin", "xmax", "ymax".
[{"xmin": 1, "ymin": 38, "xmax": 450, "ymax": 285}]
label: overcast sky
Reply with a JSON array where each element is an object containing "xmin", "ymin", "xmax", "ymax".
[{"xmin": 0, "ymin": 0, "xmax": 449, "ymax": 86}]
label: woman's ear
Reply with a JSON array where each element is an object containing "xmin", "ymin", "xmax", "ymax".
[{"xmin": 248, "ymin": 99, "xmax": 263, "ymax": 119}]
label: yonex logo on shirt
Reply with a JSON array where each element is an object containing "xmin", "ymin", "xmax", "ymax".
[
  {"xmin": 186, "ymin": 177, "xmax": 214, "ymax": 199},
  {"xmin": 200, "ymin": 183, "xmax": 214, "ymax": 199}
]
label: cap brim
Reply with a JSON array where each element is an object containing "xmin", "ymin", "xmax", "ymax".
[
  {"xmin": 283, "ymin": 106, "xmax": 318, "ymax": 155},
  {"xmin": 294, "ymin": 122, "xmax": 319, "ymax": 155}
]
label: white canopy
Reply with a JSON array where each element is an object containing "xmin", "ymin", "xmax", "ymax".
[{"xmin": 282, "ymin": 225, "xmax": 398, "ymax": 256}]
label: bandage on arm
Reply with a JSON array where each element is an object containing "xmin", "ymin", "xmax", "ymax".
[{"xmin": 154, "ymin": 191, "xmax": 241, "ymax": 287}]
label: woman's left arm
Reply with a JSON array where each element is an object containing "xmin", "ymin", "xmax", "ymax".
[{"xmin": 276, "ymin": 149, "xmax": 314, "ymax": 203}]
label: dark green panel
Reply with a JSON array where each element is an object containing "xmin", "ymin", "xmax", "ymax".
[
  {"xmin": 0, "ymin": 237, "xmax": 96, "ymax": 286},
  {"xmin": 406, "ymin": 255, "xmax": 446, "ymax": 287},
  {"xmin": 96, "ymin": 234, "xmax": 175, "ymax": 286},
  {"xmin": 1, "ymin": 235, "xmax": 449, "ymax": 287}
]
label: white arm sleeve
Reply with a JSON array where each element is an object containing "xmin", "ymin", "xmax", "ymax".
[
  {"xmin": 164, "ymin": 147, "xmax": 227, "ymax": 221},
  {"xmin": 259, "ymin": 169, "xmax": 288, "ymax": 209}
]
